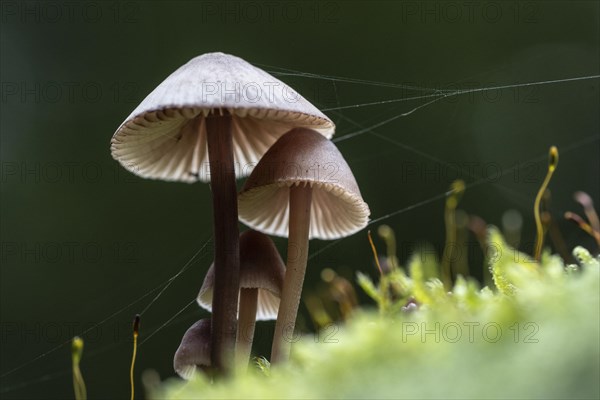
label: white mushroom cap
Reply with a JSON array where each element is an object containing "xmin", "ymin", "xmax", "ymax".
[
  {"xmin": 173, "ymin": 319, "xmax": 211, "ymax": 380},
  {"xmin": 238, "ymin": 128, "xmax": 370, "ymax": 240},
  {"xmin": 197, "ymin": 230, "xmax": 285, "ymax": 320},
  {"xmin": 110, "ymin": 52, "xmax": 335, "ymax": 183}
]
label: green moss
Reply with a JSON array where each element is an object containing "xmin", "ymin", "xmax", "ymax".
[{"xmin": 154, "ymin": 231, "xmax": 599, "ymax": 399}]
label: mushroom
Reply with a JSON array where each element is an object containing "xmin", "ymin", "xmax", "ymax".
[
  {"xmin": 198, "ymin": 230, "xmax": 285, "ymax": 366},
  {"xmin": 237, "ymin": 127, "xmax": 370, "ymax": 363},
  {"xmin": 173, "ymin": 319, "xmax": 212, "ymax": 380},
  {"xmin": 110, "ymin": 52, "xmax": 334, "ymax": 371}
]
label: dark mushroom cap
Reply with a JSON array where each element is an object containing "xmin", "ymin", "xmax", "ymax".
[
  {"xmin": 111, "ymin": 52, "xmax": 334, "ymax": 183},
  {"xmin": 197, "ymin": 230, "xmax": 285, "ymax": 320},
  {"xmin": 238, "ymin": 128, "xmax": 370, "ymax": 240},
  {"xmin": 173, "ymin": 319, "xmax": 211, "ymax": 380}
]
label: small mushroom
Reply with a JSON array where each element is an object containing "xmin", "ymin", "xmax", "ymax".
[
  {"xmin": 111, "ymin": 52, "xmax": 333, "ymax": 372},
  {"xmin": 198, "ymin": 230, "xmax": 285, "ymax": 366},
  {"xmin": 238, "ymin": 128, "xmax": 370, "ymax": 363},
  {"xmin": 173, "ymin": 319, "xmax": 212, "ymax": 380}
]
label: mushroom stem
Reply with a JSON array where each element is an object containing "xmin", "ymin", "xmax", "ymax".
[
  {"xmin": 206, "ymin": 110, "xmax": 240, "ymax": 375},
  {"xmin": 271, "ymin": 184, "xmax": 312, "ymax": 364},
  {"xmin": 236, "ymin": 288, "xmax": 258, "ymax": 367}
]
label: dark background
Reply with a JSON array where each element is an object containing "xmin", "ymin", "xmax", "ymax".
[{"xmin": 1, "ymin": 1, "xmax": 598, "ymax": 399}]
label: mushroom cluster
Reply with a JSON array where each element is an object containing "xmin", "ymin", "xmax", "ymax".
[{"xmin": 111, "ymin": 52, "xmax": 370, "ymax": 376}]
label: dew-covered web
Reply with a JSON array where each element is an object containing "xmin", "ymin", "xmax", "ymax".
[{"xmin": 1, "ymin": 65, "xmax": 598, "ymax": 395}]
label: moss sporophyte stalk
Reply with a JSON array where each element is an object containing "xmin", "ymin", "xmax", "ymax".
[{"xmin": 71, "ymin": 337, "xmax": 86, "ymax": 400}]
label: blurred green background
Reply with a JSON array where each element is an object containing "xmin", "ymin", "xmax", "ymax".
[{"xmin": 1, "ymin": 1, "xmax": 598, "ymax": 398}]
